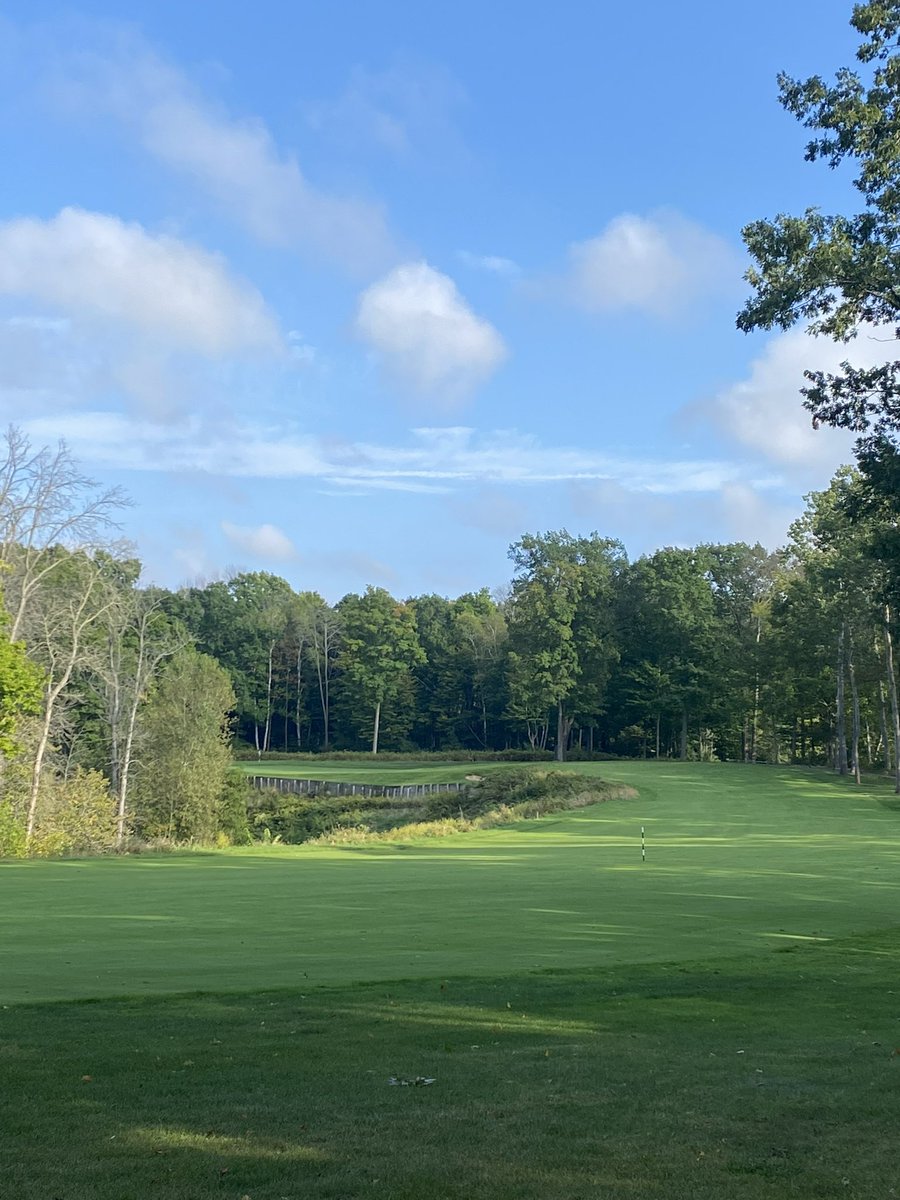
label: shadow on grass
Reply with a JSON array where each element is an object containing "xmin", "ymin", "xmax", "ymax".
[{"xmin": 2, "ymin": 931, "xmax": 900, "ymax": 1199}]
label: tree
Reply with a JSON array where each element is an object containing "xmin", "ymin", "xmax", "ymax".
[
  {"xmin": 18, "ymin": 549, "xmax": 115, "ymax": 844},
  {"xmin": 336, "ymin": 588, "xmax": 424, "ymax": 754},
  {"xmin": 617, "ymin": 549, "xmax": 716, "ymax": 760},
  {"xmin": 738, "ymin": 3, "xmax": 900, "ymax": 477},
  {"xmin": 0, "ymin": 593, "xmax": 42, "ymax": 758},
  {"xmin": 131, "ymin": 648, "xmax": 235, "ymax": 842},
  {"xmin": 92, "ymin": 582, "xmax": 189, "ymax": 846},
  {"xmin": 506, "ymin": 532, "xmax": 623, "ymax": 761},
  {"xmin": 0, "ymin": 427, "xmax": 125, "ymax": 642}
]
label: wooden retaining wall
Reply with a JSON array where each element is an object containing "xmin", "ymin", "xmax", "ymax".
[{"xmin": 248, "ymin": 776, "xmax": 466, "ymax": 800}]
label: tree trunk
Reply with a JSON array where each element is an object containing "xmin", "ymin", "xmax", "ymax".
[
  {"xmin": 879, "ymin": 679, "xmax": 891, "ymax": 772},
  {"xmin": 847, "ymin": 625, "xmax": 861, "ymax": 784},
  {"xmin": 372, "ymin": 700, "xmax": 381, "ymax": 755},
  {"xmin": 556, "ymin": 699, "xmax": 567, "ymax": 763},
  {"xmin": 263, "ymin": 641, "xmax": 275, "ymax": 753},
  {"xmin": 655, "ymin": 713, "xmax": 661, "ymax": 759},
  {"xmin": 26, "ymin": 669, "xmax": 74, "ymax": 843},
  {"xmin": 883, "ymin": 607, "xmax": 900, "ymax": 793},
  {"xmin": 835, "ymin": 623, "xmax": 848, "ymax": 776},
  {"xmin": 680, "ymin": 706, "xmax": 688, "ymax": 761},
  {"xmin": 750, "ymin": 615, "xmax": 761, "ymax": 762},
  {"xmin": 116, "ymin": 686, "xmax": 141, "ymax": 849}
]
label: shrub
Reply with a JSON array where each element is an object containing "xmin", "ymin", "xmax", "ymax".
[
  {"xmin": 217, "ymin": 768, "xmax": 253, "ymax": 845},
  {"xmin": 0, "ymin": 801, "xmax": 26, "ymax": 858},
  {"xmin": 32, "ymin": 768, "xmax": 117, "ymax": 855}
]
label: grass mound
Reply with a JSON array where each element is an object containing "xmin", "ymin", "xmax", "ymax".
[{"xmin": 250, "ymin": 766, "xmax": 634, "ymax": 845}]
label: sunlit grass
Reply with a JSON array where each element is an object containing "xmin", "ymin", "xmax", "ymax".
[{"xmin": 3, "ymin": 762, "xmax": 900, "ymax": 1196}]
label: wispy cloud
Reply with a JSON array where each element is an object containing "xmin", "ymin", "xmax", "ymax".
[
  {"xmin": 23, "ymin": 414, "xmax": 774, "ymax": 499},
  {"xmin": 355, "ymin": 262, "xmax": 507, "ymax": 403},
  {"xmin": 51, "ymin": 34, "xmax": 397, "ymax": 274},
  {"xmin": 457, "ymin": 251, "xmax": 520, "ymax": 276},
  {"xmin": 305, "ymin": 57, "xmax": 468, "ymax": 165},
  {"xmin": 221, "ymin": 521, "xmax": 297, "ymax": 561}
]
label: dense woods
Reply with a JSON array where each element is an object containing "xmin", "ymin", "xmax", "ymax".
[{"xmin": 2, "ymin": 422, "xmax": 900, "ymax": 855}]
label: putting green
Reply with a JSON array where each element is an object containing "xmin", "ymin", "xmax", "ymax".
[{"xmin": 3, "ymin": 762, "xmax": 899, "ymax": 1004}]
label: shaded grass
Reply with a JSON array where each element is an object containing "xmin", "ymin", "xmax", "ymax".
[{"xmin": 2, "ymin": 931, "xmax": 899, "ymax": 1199}]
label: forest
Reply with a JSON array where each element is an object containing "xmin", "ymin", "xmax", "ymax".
[{"xmin": 1, "ymin": 422, "xmax": 897, "ymax": 856}]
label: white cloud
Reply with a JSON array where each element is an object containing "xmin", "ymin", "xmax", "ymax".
[
  {"xmin": 719, "ymin": 483, "xmax": 796, "ymax": 548},
  {"xmin": 457, "ymin": 251, "xmax": 520, "ymax": 276},
  {"xmin": 54, "ymin": 41, "xmax": 396, "ymax": 274},
  {"xmin": 563, "ymin": 211, "xmax": 740, "ymax": 317},
  {"xmin": 305, "ymin": 58, "xmax": 468, "ymax": 164},
  {"xmin": 23, "ymin": 414, "xmax": 768, "ymax": 501},
  {"xmin": 570, "ymin": 478, "xmax": 796, "ymax": 553},
  {"xmin": 449, "ymin": 487, "xmax": 530, "ymax": 536},
  {"xmin": 220, "ymin": 521, "xmax": 297, "ymax": 561},
  {"xmin": 0, "ymin": 208, "xmax": 280, "ymax": 355},
  {"xmin": 355, "ymin": 262, "xmax": 507, "ymax": 402},
  {"xmin": 707, "ymin": 327, "xmax": 883, "ymax": 475}
]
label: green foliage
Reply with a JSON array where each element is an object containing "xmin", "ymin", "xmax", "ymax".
[
  {"xmin": 336, "ymin": 586, "xmax": 425, "ymax": 752},
  {"xmin": 217, "ymin": 768, "xmax": 253, "ymax": 845},
  {"xmin": 739, "ymin": 4, "xmax": 900, "ymax": 460},
  {"xmin": 29, "ymin": 768, "xmax": 117, "ymax": 857},
  {"xmin": 0, "ymin": 801, "xmax": 26, "ymax": 857},
  {"xmin": 131, "ymin": 648, "xmax": 235, "ymax": 843},
  {"xmin": 0, "ymin": 600, "xmax": 43, "ymax": 757}
]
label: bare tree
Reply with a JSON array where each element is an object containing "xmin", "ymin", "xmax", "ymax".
[
  {"xmin": 0, "ymin": 427, "xmax": 126, "ymax": 641},
  {"xmin": 91, "ymin": 586, "xmax": 190, "ymax": 846},
  {"xmin": 22, "ymin": 552, "xmax": 114, "ymax": 844},
  {"xmin": 310, "ymin": 603, "xmax": 341, "ymax": 750}
]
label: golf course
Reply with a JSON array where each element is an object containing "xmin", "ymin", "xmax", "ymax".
[{"xmin": 2, "ymin": 760, "xmax": 899, "ymax": 1198}]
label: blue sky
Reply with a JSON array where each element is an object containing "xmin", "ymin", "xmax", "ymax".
[{"xmin": 0, "ymin": 1, "xmax": 870, "ymax": 598}]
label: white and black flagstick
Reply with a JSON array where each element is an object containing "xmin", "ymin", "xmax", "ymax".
[{"xmin": 641, "ymin": 825, "xmax": 645, "ymax": 863}]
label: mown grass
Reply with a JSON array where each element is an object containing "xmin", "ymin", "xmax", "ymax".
[
  {"xmin": 2, "ymin": 932, "xmax": 899, "ymax": 1199},
  {"xmin": 3, "ymin": 763, "xmax": 900, "ymax": 1197},
  {"xmin": 235, "ymin": 758, "xmax": 519, "ymax": 785}
]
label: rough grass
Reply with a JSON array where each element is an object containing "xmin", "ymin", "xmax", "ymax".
[
  {"xmin": 250, "ymin": 766, "xmax": 635, "ymax": 845},
  {"xmin": 307, "ymin": 774, "xmax": 637, "ymax": 844},
  {"xmin": 3, "ymin": 762, "xmax": 900, "ymax": 1197}
]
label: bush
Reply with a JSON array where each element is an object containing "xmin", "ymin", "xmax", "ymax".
[
  {"xmin": 32, "ymin": 768, "xmax": 117, "ymax": 856},
  {"xmin": 217, "ymin": 768, "xmax": 253, "ymax": 845},
  {"xmin": 0, "ymin": 801, "xmax": 26, "ymax": 858}
]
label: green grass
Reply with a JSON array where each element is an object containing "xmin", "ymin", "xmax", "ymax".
[
  {"xmin": 3, "ymin": 762, "xmax": 900, "ymax": 1198},
  {"xmin": 236, "ymin": 758, "xmax": 518, "ymax": 784}
]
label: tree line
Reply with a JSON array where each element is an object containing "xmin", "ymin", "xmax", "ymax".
[{"xmin": 2, "ymin": 423, "xmax": 899, "ymax": 856}]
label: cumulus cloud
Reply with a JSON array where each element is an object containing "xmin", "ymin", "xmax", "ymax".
[
  {"xmin": 355, "ymin": 262, "xmax": 507, "ymax": 402},
  {"xmin": 220, "ymin": 521, "xmax": 297, "ymax": 561},
  {"xmin": 53, "ymin": 40, "xmax": 396, "ymax": 274},
  {"xmin": 0, "ymin": 208, "xmax": 280, "ymax": 355},
  {"xmin": 706, "ymin": 327, "xmax": 884, "ymax": 476},
  {"xmin": 563, "ymin": 211, "xmax": 740, "ymax": 318}
]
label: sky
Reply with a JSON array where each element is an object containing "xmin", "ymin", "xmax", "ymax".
[{"xmin": 0, "ymin": 1, "xmax": 874, "ymax": 599}]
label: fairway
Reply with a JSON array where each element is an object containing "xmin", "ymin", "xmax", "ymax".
[
  {"xmin": 4, "ymin": 763, "xmax": 900, "ymax": 1200},
  {"xmin": 3, "ymin": 762, "xmax": 900, "ymax": 1004}
]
